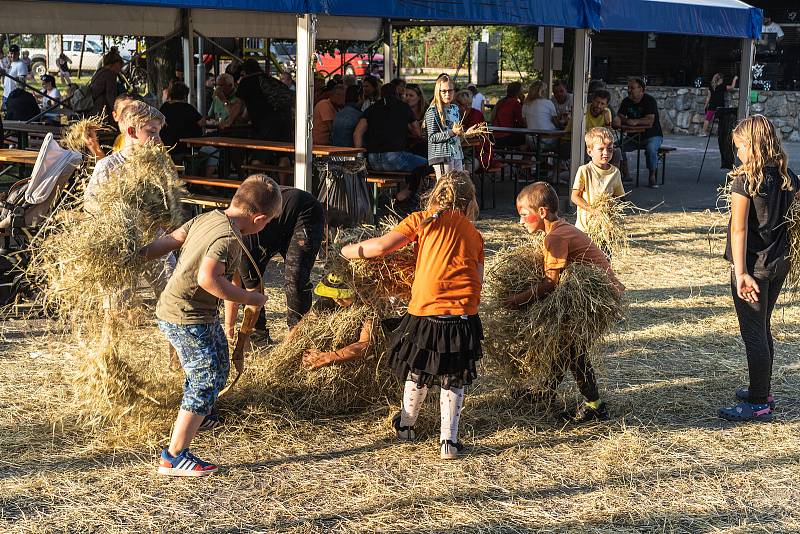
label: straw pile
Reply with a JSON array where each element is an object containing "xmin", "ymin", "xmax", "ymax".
[
  {"xmin": 257, "ymin": 304, "xmax": 394, "ymax": 415},
  {"xmin": 582, "ymin": 193, "xmax": 632, "ymax": 258},
  {"xmin": 22, "ymin": 142, "xmax": 186, "ymax": 421},
  {"xmin": 483, "ymin": 236, "xmax": 623, "ymax": 386}
]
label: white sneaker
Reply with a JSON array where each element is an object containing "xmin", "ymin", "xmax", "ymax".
[{"xmin": 440, "ymin": 439, "xmax": 463, "ymax": 460}]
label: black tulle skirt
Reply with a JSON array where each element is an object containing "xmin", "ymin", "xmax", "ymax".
[{"xmin": 387, "ymin": 313, "xmax": 483, "ymax": 390}]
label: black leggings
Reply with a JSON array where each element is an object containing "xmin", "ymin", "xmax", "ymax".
[
  {"xmin": 730, "ymin": 259, "xmax": 789, "ymax": 404},
  {"xmin": 545, "ymin": 346, "xmax": 599, "ymax": 402}
]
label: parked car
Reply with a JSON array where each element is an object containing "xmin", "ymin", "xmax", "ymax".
[
  {"xmin": 26, "ymin": 35, "xmax": 134, "ymax": 77},
  {"xmin": 315, "ymin": 50, "xmax": 383, "ymax": 78}
]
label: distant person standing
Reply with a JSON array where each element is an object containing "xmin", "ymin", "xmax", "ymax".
[
  {"xmin": 761, "ymin": 15, "xmax": 784, "ymax": 44},
  {"xmin": 702, "ymin": 73, "xmax": 737, "ymax": 136},
  {"xmin": 21, "ymin": 50, "xmax": 33, "ymax": 80},
  {"xmin": 90, "ymin": 51, "xmax": 124, "ymax": 119},
  {"xmin": 551, "ymin": 80, "xmax": 573, "ymax": 128},
  {"xmin": 57, "ymin": 53, "xmax": 72, "ymax": 85},
  {"xmin": 2, "ymin": 45, "xmax": 28, "ymax": 110},
  {"xmin": 467, "ymin": 83, "xmax": 485, "ymax": 113}
]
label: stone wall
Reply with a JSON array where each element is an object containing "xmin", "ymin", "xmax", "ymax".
[{"xmin": 606, "ymin": 85, "xmax": 800, "ymax": 142}]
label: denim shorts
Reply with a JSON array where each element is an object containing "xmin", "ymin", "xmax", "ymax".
[
  {"xmin": 368, "ymin": 151, "xmax": 428, "ymax": 173},
  {"xmin": 157, "ymin": 319, "xmax": 230, "ymax": 415}
]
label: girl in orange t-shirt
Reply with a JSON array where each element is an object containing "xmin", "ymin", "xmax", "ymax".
[{"xmin": 341, "ymin": 171, "xmax": 484, "ymax": 460}]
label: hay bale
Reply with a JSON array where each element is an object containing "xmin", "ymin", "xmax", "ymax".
[
  {"xmin": 258, "ymin": 305, "xmax": 395, "ymax": 415},
  {"xmin": 483, "ymin": 237, "xmax": 623, "ymax": 385},
  {"xmin": 582, "ymin": 193, "xmax": 631, "ymax": 258}
]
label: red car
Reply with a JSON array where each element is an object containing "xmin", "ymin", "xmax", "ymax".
[{"xmin": 315, "ymin": 50, "xmax": 384, "ymax": 78}]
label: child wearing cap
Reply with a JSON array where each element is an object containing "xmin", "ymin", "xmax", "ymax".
[{"xmin": 40, "ymin": 75, "xmax": 61, "ymax": 108}]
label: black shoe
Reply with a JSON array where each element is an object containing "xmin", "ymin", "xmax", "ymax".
[
  {"xmin": 250, "ymin": 327, "xmax": 274, "ymax": 345},
  {"xmin": 735, "ymin": 387, "xmax": 776, "ymax": 409},
  {"xmin": 391, "ymin": 411, "xmax": 416, "ymax": 441},
  {"xmin": 567, "ymin": 401, "xmax": 609, "ymax": 423}
]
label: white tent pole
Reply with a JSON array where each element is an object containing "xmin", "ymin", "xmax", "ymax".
[
  {"xmin": 542, "ymin": 27, "xmax": 553, "ymax": 93},
  {"xmin": 181, "ymin": 9, "xmax": 195, "ymax": 105},
  {"xmin": 569, "ymin": 28, "xmax": 589, "ymax": 207},
  {"xmin": 196, "ymin": 36, "xmax": 206, "ymax": 114},
  {"xmin": 383, "ymin": 20, "xmax": 393, "ymax": 85},
  {"xmin": 295, "ymin": 13, "xmax": 316, "ymax": 193},
  {"xmin": 738, "ymin": 38, "xmax": 754, "ymax": 121}
]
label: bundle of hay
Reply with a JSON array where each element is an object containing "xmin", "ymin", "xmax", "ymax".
[
  {"xmin": 483, "ymin": 237, "xmax": 623, "ymax": 385},
  {"xmin": 582, "ymin": 193, "xmax": 632, "ymax": 258},
  {"xmin": 60, "ymin": 115, "xmax": 109, "ymax": 155},
  {"xmin": 329, "ymin": 222, "xmax": 417, "ymax": 305},
  {"xmin": 786, "ymin": 199, "xmax": 800, "ymax": 289},
  {"xmin": 27, "ymin": 142, "xmax": 185, "ymax": 321},
  {"xmin": 257, "ymin": 304, "xmax": 394, "ymax": 415}
]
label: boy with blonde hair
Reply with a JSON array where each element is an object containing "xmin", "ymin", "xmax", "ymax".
[
  {"xmin": 141, "ymin": 175, "xmax": 283, "ymax": 476},
  {"xmin": 83, "ymin": 101, "xmax": 165, "ymax": 213},
  {"xmin": 570, "ymin": 127, "xmax": 625, "ymax": 239},
  {"xmin": 507, "ymin": 182, "xmax": 624, "ymax": 423}
]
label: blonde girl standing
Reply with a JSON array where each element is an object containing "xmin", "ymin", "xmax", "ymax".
[
  {"xmin": 341, "ymin": 171, "xmax": 484, "ymax": 459},
  {"xmin": 719, "ymin": 115, "xmax": 798, "ymax": 422},
  {"xmin": 424, "ymin": 74, "xmax": 464, "ymax": 179}
]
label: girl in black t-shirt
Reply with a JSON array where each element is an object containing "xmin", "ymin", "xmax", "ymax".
[
  {"xmin": 701, "ymin": 73, "xmax": 737, "ymax": 136},
  {"xmin": 719, "ymin": 114, "xmax": 799, "ymax": 422}
]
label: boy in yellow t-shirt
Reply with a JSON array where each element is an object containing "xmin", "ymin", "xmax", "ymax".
[{"xmin": 570, "ymin": 127, "xmax": 625, "ymax": 234}]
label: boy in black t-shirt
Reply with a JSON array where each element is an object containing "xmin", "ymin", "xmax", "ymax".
[
  {"xmin": 613, "ymin": 78, "xmax": 663, "ymax": 188},
  {"xmin": 159, "ymin": 81, "xmax": 203, "ymax": 163}
]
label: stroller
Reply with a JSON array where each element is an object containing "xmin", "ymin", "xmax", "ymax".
[{"xmin": 0, "ymin": 133, "xmax": 83, "ymax": 306}]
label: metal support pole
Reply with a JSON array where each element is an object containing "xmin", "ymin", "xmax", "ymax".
[
  {"xmin": 383, "ymin": 20, "xmax": 393, "ymax": 85},
  {"xmin": 181, "ymin": 9, "xmax": 196, "ymax": 107},
  {"xmin": 196, "ymin": 37, "xmax": 206, "ymax": 114},
  {"xmin": 542, "ymin": 27, "xmax": 554, "ymax": 93},
  {"xmin": 294, "ymin": 14, "xmax": 316, "ymax": 192},
  {"xmin": 738, "ymin": 38, "xmax": 754, "ymax": 121},
  {"xmin": 569, "ymin": 29, "xmax": 590, "ymax": 203},
  {"xmin": 396, "ymin": 35, "xmax": 402, "ymax": 79}
]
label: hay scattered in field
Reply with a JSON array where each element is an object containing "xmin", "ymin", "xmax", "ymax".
[
  {"xmin": 257, "ymin": 305, "xmax": 395, "ymax": 415},
  {"xmin": 582, "ymin": 193, "xmax": 633, "ymax": 258},
  {"xmin": 483, "ymin": 236, "xmax": 623, "ymax": 386}
]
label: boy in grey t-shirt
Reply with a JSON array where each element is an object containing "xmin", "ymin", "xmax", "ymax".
[{"xmin": 141, "ymin": 175, "xmax": 282, "ymax": 477}]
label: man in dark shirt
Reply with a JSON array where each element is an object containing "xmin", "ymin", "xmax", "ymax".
[
  {"xmin": 613, "ymin": 77, "xmax": 663, "ymax": 188},
  {"xmin": 353, "ymin": 84, "xmax": 428, "ymax": 201},
  {"xmin": 90, "ymin": 51, "xmax": 124, "ymax": 120},
  {"xmin": 236, "ymin": 58, "xmax": 294, "ymax": 142},
  {"xmin": 159, "ymin": 81, "xmax": 203, "ymax": 162},
  {"xmin": 4, "ymin": 87, "xmax": 40, "ymax": 121},
  {"xmin": 234, "ymin": 186, "xmax": 325, "ymax": 336}
]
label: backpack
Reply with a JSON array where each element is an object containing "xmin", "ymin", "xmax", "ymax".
[{"xmin": 70, "ymin": 83, "xmax": 95, "ymax": 115}]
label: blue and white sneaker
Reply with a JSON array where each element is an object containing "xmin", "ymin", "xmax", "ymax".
[
  {"xmin": 158, "ymin": 448, "xmax": 218, "ymax": 477},
  {"xmin": 718, "ymin": 401, "xmax": 773, "ymax": 422}
]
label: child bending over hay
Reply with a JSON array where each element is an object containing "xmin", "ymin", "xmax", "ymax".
[
  {"xmin": 718, "ymin": 115, "xmax": 799, "ymax": 422},
  {"xmin": 502, "ymin": 182, "xmax": 624, "ymax": 423},
  {"xmin": 570, "ymin": 127, "xmax": 628, "ymax": 258},
  {"xmin": 259, "ymin": 271, "xmax": 394, "ymax": 415}
]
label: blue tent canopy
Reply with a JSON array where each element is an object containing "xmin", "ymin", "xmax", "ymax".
[{"xmin": 596, "ymin": 0, "xmax": 762, "ymax": 39}]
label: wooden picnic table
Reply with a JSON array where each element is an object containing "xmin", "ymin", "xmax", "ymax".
[
  {"xmin": 0, "ymin": 148, "xmax": 39, "ymax": 166},
  {"xmin": 489, "ymin": 126, "xmax": 568, "ymax": 137},
  {"xmin": 3, "ymin": 121, "xmax": 65, "ymax": 149},
  {"xmin": 180, "ymin": 136, "xmax": 366, "ymax": 157}
]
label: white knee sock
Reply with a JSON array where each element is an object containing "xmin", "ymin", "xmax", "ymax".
[
  {"xmin": 440, "ymin": 387, "xmax": 465, "ymax": 443},
  {"xmin": 400, "ymin": 377, "xmax": 428, "ymax": 427}
]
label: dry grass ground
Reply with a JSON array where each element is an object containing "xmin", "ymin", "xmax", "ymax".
[{"xmin": 2, "ymin": 210, "xmax": 800, "ymax": 533}]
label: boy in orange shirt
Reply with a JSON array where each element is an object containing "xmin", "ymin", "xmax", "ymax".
[{"xmin": 505, "ymin": 182, "xmax": 624, "ymax": 423}]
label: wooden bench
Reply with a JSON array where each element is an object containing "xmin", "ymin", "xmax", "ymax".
[
  {"xmin": 180, "ymin": 194, "xmax": 231, "ymax": 213},
  {"xmin": 656, "ymin": 146, "xmax": 677, "ymax": 185},
  {"xmin": 365, "ymin": 171, "xmax": 410, "ymax": 215},
  {"xmin": 241, "ymin": 163, "xmax": 295, "ymax": 175},
  {"xmin": 181, "ymin": 176, "xmax": 243, "ymax": 189}
]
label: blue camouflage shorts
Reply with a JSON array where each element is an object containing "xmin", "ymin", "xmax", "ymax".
[{"xmin": 157, "ymin": 319, "xmax": 230, "ymax": 415}]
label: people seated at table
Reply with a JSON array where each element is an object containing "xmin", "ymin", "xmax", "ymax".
[
  {"xmin": 4, "ymin": 87, "xmax": 40, "ymax": 121},
  {"xmin": 39, "ymin": 75, "xmax": 61, "ymax": 109},
  {"xmin": 361, "ymin": 75, "xmax": 381, "ymax": 111},
  {"xmin": 207, "ymin": 73, "xmax": 246, "ymax": 132},
  {"xmin": 491, "ymin": 81, "xmax": 526, "ymax": 148},
  {"xmin": 522, "ymin": 80, "xmax": 559, "ymax": 147},
  {"xmin": 237, "ymin": 58, "xmax": 294, "ymax": 142},
  {"xmin": 331, "ymin": 85, "xmax": 363, "ymax": 147},
  {"xmin": 391, "ymin": 78, "xmax": 407, "ymax": 102},
  {"xmin": 405, "ymin": 83, "xmax": 427, "ymax": 157},
  {"xmin": 456, "ymin": 89, "xmax": 484, "ymax": 130},
  {"xmin": 551, "ymin": 80, "xmax": 573, "ymax": 128},
  {"xmin": 313, "ymin": 83, "xmax": 344, "ymax": 145},
  {"xmin": 353, "ymin": 83, "xmax": 428, "ymax": 203},
  {"xmin": 613, "ymin": 77, "xmax": 663, "ymax": 188},
  {"xmin": 159, "ymin": 81, "xmax": 204, "ymax": 164}
]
